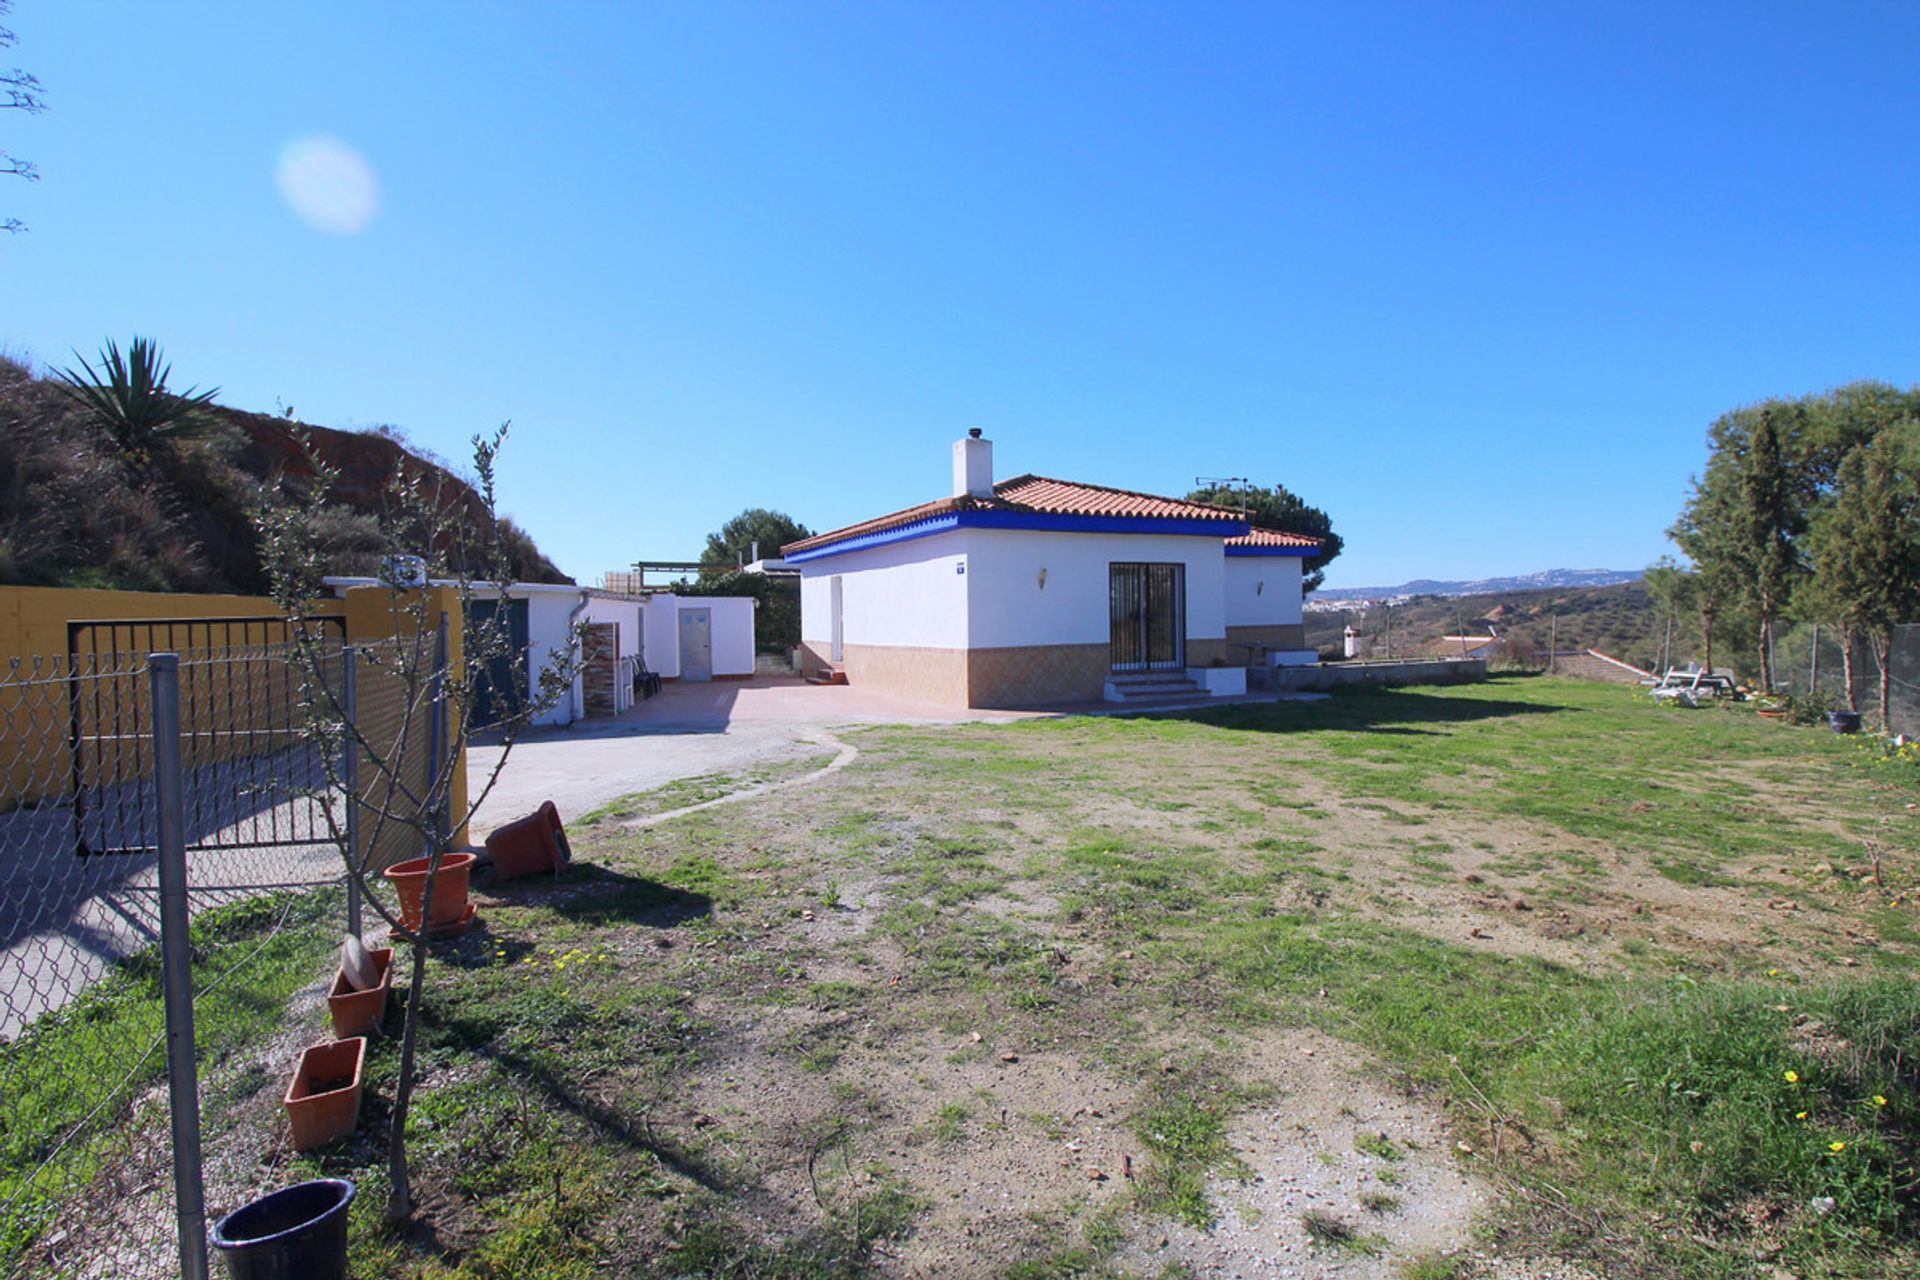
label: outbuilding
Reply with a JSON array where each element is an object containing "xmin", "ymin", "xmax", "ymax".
[
  {"xmin": 639, "ymin": 593, "xmax": 758, "ymax": 683},
  {"xmin": 782, "ymin": 433, "xmax": 1320, "ymax": 708},
  {"xmin": 323, "ymin": 578, "xmax": 647, "ymax": 728}
]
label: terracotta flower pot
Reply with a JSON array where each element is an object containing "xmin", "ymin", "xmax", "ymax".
[
  {"xmin": 487, "ymin": 811, "xmax": 563, "ymax": 882},
  {"xmin": 383, "ymin": 851, "xmax": 476, "ymax": 931},
  {"xmin": 1757, "ymin": 707, "xmax": 1791, "ymax": 722},
  {"xmin": 284, "ymin": 1038, "xmax": 366, "ymax": 1153},
  {"xmin": 327, "ymin": 947, "xmax": 392, "ymax": 1038},
  {"xmin": 540, "ymin": 800, "xmax": 573, "ymax": 865}
]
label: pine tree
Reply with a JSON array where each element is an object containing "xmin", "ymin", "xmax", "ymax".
[{"xmin": 1818, "ymin": 443, "xmax": 1920, "ymax": 731}]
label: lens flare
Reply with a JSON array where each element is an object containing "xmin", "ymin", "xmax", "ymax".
[{"xmin": 275, "ymin": 135, "xmax": 379, "ymax": 235}]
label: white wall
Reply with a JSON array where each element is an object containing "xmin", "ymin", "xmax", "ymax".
[
  {"xmin": 963, "ymin": 529, "xmax": 1228, "ymax": 648},
  {"xmin": 524, "ymin": 592, "xmax": 586, "ymax": 727},
  {"xmin": 643, "ymin": 593, "xmax": 682, "ymax": 679},
  {"xmin": 575, "ymin": 595, "xmax": 644, "ymax": 716},
  {"xmin": 583, "ymin": 596, "xmax": 643, "ymax": 666},
  {"xmin": 702, "ymin": 597, "xmax": 757, "ymax": 676},
  {"xmin": 1223, "ymin": 555, "xmax": 1304, "ymax": 628},
  {"xmin": 797, "ymin": 530, "xmax": 971, "ymax": 650}
]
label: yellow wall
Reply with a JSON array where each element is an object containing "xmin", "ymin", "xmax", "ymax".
[
  {"xmin": 0, "ymin": 585, "xmax": 466, "ymax": 851},
  {"xmin": 339, "ymin": 585, "xmax": 469, "ymax": 852},
  {"xmin": 0, "ymin": 585, "xmax": 346, "ymax": 673}
]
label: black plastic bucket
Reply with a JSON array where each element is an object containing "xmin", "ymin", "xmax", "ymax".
[
  {"xmin": 211, "ymin": 1178, "xmax": 355, "ymax": 1280},
  {"xmin": 1830, "ymin": 710, "xmax": 1863, "ymax": 735}
]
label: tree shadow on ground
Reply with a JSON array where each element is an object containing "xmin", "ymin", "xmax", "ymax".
[
  {"xmin": 1159, "ymin": 681, "xmax": 1576, "ymax": 738},
  {"xmin": 471, "ymin": 860, "xmax": 714, "ymax": 929}
]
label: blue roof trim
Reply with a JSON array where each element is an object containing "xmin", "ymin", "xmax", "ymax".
[
  {"xmin": 785, "ymin": 510, "xmax": 1252, "ymax": 565},
  {"xmin": 1225, "ymin": 544, "xmax": 1317, "ymax": 558}
]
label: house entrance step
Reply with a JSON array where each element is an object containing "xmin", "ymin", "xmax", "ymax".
[
  {"xmin": 1103, "ymin": 670, "xmax": 1202, "ymax": 702},
  {"xmin": 807, "ymin": 665, "xmax": 849, "ymax": 686}
]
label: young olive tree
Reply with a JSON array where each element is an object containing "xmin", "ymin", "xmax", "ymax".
[{"xmin": 254, "ymin": 424, "xmax": 582, "ymax": 1224}]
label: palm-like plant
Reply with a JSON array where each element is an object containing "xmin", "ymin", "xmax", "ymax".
[{"xmin": 56, "ymin": 336, "xmax": 221, "ymax": 459}]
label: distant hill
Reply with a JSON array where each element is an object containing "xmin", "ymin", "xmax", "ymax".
[
  {"xmin": 1306, "ymin": 579, "xmax": 1673, "ymax": 670},
  {"xmin": 1314, "ymin": 568, "xmax": 1642, "ymax": 603},
  {"xmin": 0, "ymin": 353, "xmax": 569, "ymax": 594}
]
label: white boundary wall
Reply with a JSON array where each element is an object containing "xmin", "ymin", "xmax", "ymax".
[{"xmin": 1223, "ymin": 555, "xmax": 1304, "ymax": 628}]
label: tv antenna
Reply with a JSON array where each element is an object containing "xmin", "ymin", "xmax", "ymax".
[{"xmin": 1195, "ymin": 475, "xmax": 1251, "ymax": 516}]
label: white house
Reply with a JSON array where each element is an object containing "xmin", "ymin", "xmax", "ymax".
[{"xmin": 782, "ymin": 433, "xmax": 1320, "ymax": 708}]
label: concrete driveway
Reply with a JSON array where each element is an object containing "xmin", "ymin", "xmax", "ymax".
[{"xmin": 465, "ymin": 675, "xmax": 1028, "ymax": 839}]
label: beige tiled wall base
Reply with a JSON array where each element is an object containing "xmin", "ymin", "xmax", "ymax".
[
  {"xmin": 802, "ymin": 636, "xmax": 1256, "ymax": 708},
  {"xmin": 1184, "ymin": 638, "xmax": 1229, "ymax": 669},
  {"xmin": 1225, "ymin": 624, "xmax": 1307, "ymax": 659},
  {"xmin": 966, "ymin": 644, "xmax": 1110, "ymax": 707},
  {"xmin": 842, "ymin": 644, "xmax": 971, "ymax": 706}
]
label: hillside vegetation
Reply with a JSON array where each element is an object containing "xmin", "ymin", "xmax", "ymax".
[
  {"xmin": 0, "ymin": 354, "xmax": 567, "ymax": 594},
  {"xmin": 1308, "ymin": 580, "xmax": 1672, "ymax": 667}
]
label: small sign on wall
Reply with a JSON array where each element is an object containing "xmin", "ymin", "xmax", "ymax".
[{"xmin": 956, "ymin": 561, "xmax": 966, "ymax": 575}]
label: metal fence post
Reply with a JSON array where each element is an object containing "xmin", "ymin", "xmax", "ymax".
[
  {"xmin": 342, "ymin": 645, "xmax": 362, "ymax": 937},
  {"xmin": 149, "ymin": 654, "xmax": 209, "ymax": 1280}
]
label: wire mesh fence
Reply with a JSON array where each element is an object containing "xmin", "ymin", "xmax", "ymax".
[
  {"xmin": 1769, "ymin": 622, "xmax": 1919, "ymax": 738},
  {"xmin": 0, "ymin": 638, "xmax": 445, "ymax": 1278}
]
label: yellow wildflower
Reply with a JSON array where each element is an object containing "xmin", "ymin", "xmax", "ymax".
[
  {"xmin": 1796, "ymin": 1111, "xmax": 1808, "ymax": 1120},
  {"xmin": 1767, "ymin": 968, "xmax": 1780, "ymax": 977},
  {"xmin": 1874, "ymin": 1095, "xmax": 1888, "ymax": 1107},
  {"xmin": 1829, "ymin": 1141, "xmax": 1847, "ymax": 1154},
  {"xmin": 1784, "ymin": 1070, "xmax": 1800, "ymax": 1084}
]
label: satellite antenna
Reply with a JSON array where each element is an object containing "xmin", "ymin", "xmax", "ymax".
[{"xmin": 1195, "ymin": 475, "xmax": 1251, "ymax": 516}]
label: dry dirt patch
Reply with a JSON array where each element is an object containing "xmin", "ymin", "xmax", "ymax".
[{"xmin": 1132, "ymin": 1028, "xmax": 1485, "ymax": 1280}]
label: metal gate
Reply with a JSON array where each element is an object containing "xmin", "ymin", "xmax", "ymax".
[
  {"xmin": 467, "ymin": 597, "xmax": 531, "ymax": 728},
  {"xmin": 1109, "ymin": 563, "xmax": 1185, "ymax": 671},
  {"xmin": 65, "ymin": 616, "xmax": 346, "ymax": 859}
]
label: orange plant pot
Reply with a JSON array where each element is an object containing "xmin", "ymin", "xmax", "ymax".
[
  {"xmin": 327, "ymin": 947, "xmax": 392, "ymax": 1038},
  {"xmin": 540, "ymin": 800, "xmax": 573, "ymax": 865},
  {"xmin": 383, "ymin": 852, "xmax": 476, "ymax": 931},
  {"xmin": 486, "ymin": 812, "xmax": 562, "ymax": 882},
  {"xmin": 284, "ymin": 1037, "xmax": 366, "ymax": 1153}
]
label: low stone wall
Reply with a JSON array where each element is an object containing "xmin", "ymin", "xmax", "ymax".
[
  {"xmin": 1250, "ymin": 658, "xmax": 1487, "ymax": 692},
  {"xmin": 1550, "ymin": 650, "xmax": 1651, "ymax": 685}
]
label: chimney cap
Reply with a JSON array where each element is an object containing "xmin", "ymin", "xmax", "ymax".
[{"xmin": 968, "ymin": 427, "xmax": 983, "ymax": 439}]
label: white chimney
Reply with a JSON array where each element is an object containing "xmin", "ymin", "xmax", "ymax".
[{"xmin": 953, "ymin": 428, "xmax": 993, "ymax": 498}]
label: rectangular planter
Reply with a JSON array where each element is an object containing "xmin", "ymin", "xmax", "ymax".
[
  {"xmin": 284, "ymin": 1037, "xmax": 366, "ymax": 1153},
  {"xmin": 327, "ymin": 946, "xmax": 393, "ymax": 1038}
]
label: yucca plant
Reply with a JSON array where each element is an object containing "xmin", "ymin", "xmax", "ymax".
[{"xmin": 56, "ymin": 336, "xmax": 220, "ymax": 460}]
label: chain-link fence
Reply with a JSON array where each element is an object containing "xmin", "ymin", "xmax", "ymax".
[
  {"xmin": 1768, "ymin": 622, "xmax": 1919, "ymax": 738},
  {"xmin": 0, "ymin": 638, "xmax": 447, "ymax": 1278}
]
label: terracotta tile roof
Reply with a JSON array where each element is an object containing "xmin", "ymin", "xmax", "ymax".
[
  {"xmin": 1225, "ymin": 526, "xmax": 1323, "ymax": 549},
  {"xmin": 783, "ymin": 474, "xmax": 1246, "ymax": 555}
]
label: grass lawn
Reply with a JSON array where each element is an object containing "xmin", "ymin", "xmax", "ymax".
[{"xmin": 32, "ymin": 676, "xmax": 1916, "ymax": 1279}]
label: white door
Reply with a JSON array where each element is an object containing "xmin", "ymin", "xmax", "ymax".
[
  {"xmin": 829, "ymin": 576, "xmax": 844, "ymax": 664},
  {"xmin": 678, "ymin": 608, "xmax": 712, "ymax": 682}
]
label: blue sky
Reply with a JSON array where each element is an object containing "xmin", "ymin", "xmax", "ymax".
[{"xmin": 6, "ymin": 2, "xmax": 1919, "ymax": 588}]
